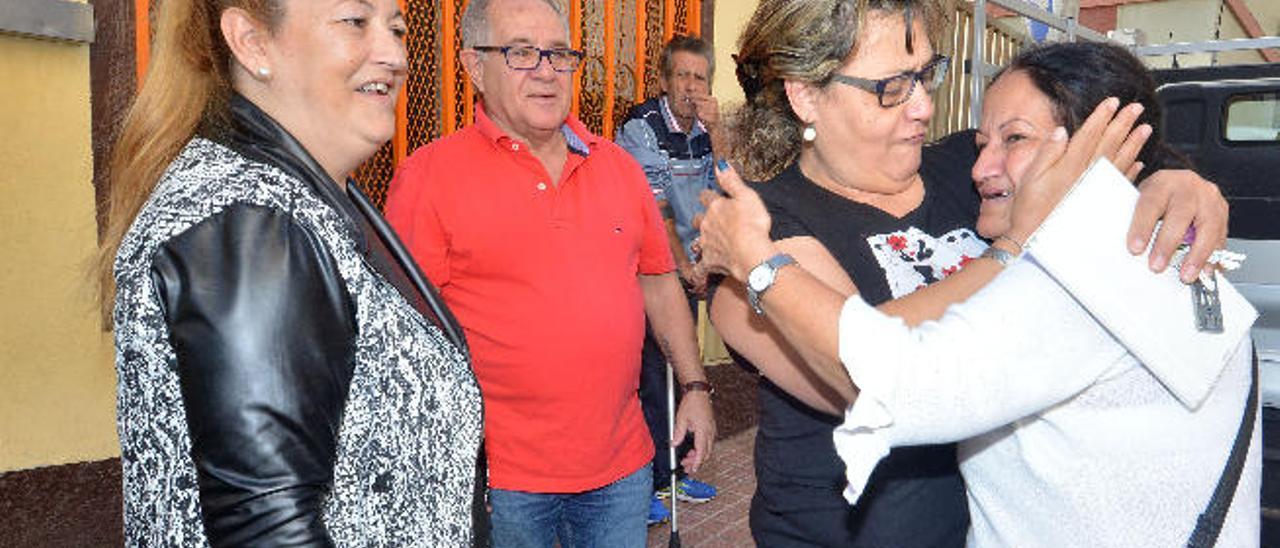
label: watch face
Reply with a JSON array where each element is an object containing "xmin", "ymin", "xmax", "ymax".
[{"xmin": 748, "ymin": 264, "xmax": 772, "ymax": 291}]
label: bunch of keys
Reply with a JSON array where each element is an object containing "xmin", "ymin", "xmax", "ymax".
[{"xmin": 1171, "ymin": 228, "xmax": 1246, "ymax": 333}]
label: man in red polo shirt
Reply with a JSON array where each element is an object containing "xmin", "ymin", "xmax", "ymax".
[{"xmin": 384, "ymin": 0, "xmax": 715, "ymax": 546}]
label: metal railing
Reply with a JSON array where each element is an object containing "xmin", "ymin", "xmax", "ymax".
[
  {"xmin": 1135, "ymin": 36, "xmax": 1280, "ymax": 58},
  {"xmin": 965, "ymin": 0, "xmax": 1280, "ymax": 128},
  {"xmin": 930, "ymin": 0, "xmax": 1027, "ymax": 139}
]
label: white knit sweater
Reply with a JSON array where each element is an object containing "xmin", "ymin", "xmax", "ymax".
[{"xmin": 833, "ymin": 259, "xmax": 1259, "ymax": 547}]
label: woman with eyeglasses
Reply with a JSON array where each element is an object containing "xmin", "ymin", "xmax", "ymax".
[{"xmin": 708, "ymin": 0, "xmax": 1229, "ymax": 545}]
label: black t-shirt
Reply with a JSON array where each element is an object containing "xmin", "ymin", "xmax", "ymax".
[{"xmin": 742, "ymin": 130, "xmax": 982, "ymax": 547}]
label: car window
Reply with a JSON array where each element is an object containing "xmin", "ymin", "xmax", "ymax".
[{"xmin": 1224, "ymin": 92, "xmax": 1280, "ymax": 142}]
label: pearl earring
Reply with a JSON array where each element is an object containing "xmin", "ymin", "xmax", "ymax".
[
  {"xmin": 802, "ymin": 124, "xmax": 817, "ymax": 142},
  {"xmin": 257, "ymin": 67, "xmax": 271, "ymax": 79}
]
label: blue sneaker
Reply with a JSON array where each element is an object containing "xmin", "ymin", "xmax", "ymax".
[
  {"xmin": 647, "ymin": 493, "xmax": 670, "ymax": 526},
  {"xmin": 656, "ymin": 477, "xmax": 718, "ymax": 503}
]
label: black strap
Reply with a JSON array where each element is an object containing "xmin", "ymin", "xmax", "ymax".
[
  {"xmin": 1187, "ymin": 344, "xmax": 1258, "ymax": 548},
  {"xmin": 471, "ymin": 442, "xmax": 490, "ymax": 548},
  {"xmin": 346, "ymin": 183, "xmax": 471, "ymax": 360}
]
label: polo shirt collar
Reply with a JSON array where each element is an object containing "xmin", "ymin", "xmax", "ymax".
[
  {"xmin": 560, "ymin": 124, "xmax": 590, "ymax": 156},
  {"xmin": 659, "ymin": 96, "xmax": 706, "ymax": 136},
  {"xmin": 475, "ymin": 101, "xmax": 595, "ymax": 157}
]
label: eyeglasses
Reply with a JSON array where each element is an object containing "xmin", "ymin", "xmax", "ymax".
[
  {"xmin": 472, "ymin": 45, "xmax": 585, "ymax": 73},
  {"xmin": 830, "ymin": 55, "xmax": 950, "ymax": 108}
]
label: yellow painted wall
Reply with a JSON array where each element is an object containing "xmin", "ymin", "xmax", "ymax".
[
  {"xmin": 0, "ymin": 31, "xmax": 118, "ymax": 472},
  {"xmin": 712, "ymin": 0, "xmax": 758, "ymax": 111}
]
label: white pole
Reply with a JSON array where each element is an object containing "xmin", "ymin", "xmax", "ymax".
[
  {"xmin": 666, "ymin": 362, "xmax": 679, "ymax": 536},
  {"xmin": 972, "ymin": 0, "xmax": 987, "ymax": 128}
]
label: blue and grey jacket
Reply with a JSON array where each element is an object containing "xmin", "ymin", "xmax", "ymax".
[{"xmin": 617, "ymin": 96, "xmax": 719, "ymax": 259}]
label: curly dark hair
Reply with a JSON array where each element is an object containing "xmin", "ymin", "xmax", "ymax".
[{"xmin": 997, "ymin": 41, "xmax": 1190, "ymax": 180}]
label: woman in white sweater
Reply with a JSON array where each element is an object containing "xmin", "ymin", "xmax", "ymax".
[{"xmin": 699, "ymin": 41, "xmax": 1258, "ymax": 547}]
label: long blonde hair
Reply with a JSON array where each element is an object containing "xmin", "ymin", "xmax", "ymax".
[
  {"xmin": 95, "ymin": 0, "xmax": 281, "ymax": 325},
  {"xmin": 729, "ymin": 0, "xmax": 944, "ymax": 181}
]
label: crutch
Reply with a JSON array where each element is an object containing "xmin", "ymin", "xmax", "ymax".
[{"xmin": 666, "ymin": 362, "xmax": 682, "ymax": 548}]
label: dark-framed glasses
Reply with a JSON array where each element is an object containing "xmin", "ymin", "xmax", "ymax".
[
  {"xmin": 831, "ymin": 55, "xmax": 950, "ymax": 108},
  {"xmin": 473, "ymin": 45, "xmax": 585, "ymax": 73}
]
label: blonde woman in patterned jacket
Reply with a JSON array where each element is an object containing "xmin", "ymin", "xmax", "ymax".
[{"xmin": 94, "ymin": 0, "xmax": 484, "ymax": 545}]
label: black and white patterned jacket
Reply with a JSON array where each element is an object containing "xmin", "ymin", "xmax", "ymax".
[{"xmin": 112, "ymin": 96, "xmax": 484, "ymax": 546}]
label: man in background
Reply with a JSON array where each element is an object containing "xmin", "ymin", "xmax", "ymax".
[{"xmin": 617, "ymin": 34, "xmax": 724, "ymax": 526}]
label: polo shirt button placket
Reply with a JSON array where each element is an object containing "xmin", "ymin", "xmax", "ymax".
[{"xmin": 536, "ymin": 183, "xmax": 547, "ymax": 191}]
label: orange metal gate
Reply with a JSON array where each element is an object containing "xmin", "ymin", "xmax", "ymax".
[{"xmin": 134, "ymin": 0, "xmax": 703, "ymax": 207}]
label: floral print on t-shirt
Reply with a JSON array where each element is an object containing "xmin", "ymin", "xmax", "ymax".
[{"xmin": 867, "ymin": 227, "xmax": 988, "ymax": 298}]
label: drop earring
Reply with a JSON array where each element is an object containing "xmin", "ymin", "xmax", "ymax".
[{"xmin": 802, "ymin": 124, "xmax": 817, "ymax": 142}]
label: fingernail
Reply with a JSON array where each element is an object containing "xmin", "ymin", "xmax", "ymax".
[
  {"xmin": 1150, "ymin": 253, "xmax": 1167, "ymax": 272},
  {"xmin": 1052, "ymin": 127, "xmax": 1068, "ymax": 141},
  {"xmin": 1129, "ymin": 102, "xmax": 1145, "ymax": 115},
  {"xmin": 1181, "ymin": 262, "xmax": 1198, "ymax": 283},
  {"xmin": 716, "ymin": 158, "xmax": 729, "ymax": 172},
  {"xmin": 1105, "ymin": 97, "xmax": 1121, "ymax": 110},
  {"xmin": 1129, "ymin": 237, "xmax": 1145, "ymax": 254}
]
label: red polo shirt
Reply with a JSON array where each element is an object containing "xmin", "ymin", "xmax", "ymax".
[{"xmin": 385, "ymin": 104, "xmax": 674, "ymax": 492}]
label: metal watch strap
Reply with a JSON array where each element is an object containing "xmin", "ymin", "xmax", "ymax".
[
  {"xmin": 747, "ymin": 253, "xmax": 797, "ymax": 315},
  {"xmin": 980, "ymin": 245, "xmax": 1019, "ymax": 267}
]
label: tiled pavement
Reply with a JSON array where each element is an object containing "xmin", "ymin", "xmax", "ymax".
[{"xmin": 646, "ymin": 427, "xmax": 757, "ymax": 548}]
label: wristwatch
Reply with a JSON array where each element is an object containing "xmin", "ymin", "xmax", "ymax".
[{"xmin": 746, "ymin": 253, "xmax": 797, "ymax": 315}]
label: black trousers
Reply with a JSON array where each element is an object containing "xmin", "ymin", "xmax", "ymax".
[{"xmin": 638, "ymin": 293, "xmax": 700, "ymax": 491}]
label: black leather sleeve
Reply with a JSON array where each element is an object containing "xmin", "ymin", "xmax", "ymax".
[{"xmin": 151, "ymin": 204, "xmax": 357, "ymax": 547}]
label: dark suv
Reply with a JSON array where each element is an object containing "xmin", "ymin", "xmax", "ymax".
[{"xmin": 1154, "ymin": 62, "xmax": 1280, "ymax": 544}]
